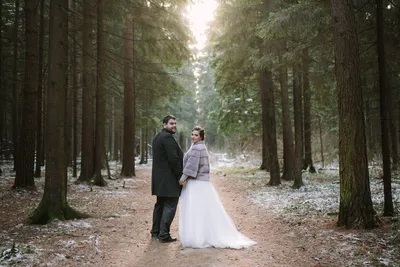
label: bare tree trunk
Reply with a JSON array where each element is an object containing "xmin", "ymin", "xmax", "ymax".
[
  {"xmin": 259, "ymin": 71, "xmax": 269, "ymax": 172},
  {"xmin": 279, "ymin": 45, "xmax": 295, "ymax": 181},
  {"xmin": 0, "ymin": 0, "xmax": 3, "ymax": 161},
  {"xmin": 34, "ymin": 0, "xmax": 45, "ymax": 178},
  {"xmin": 331, "ymin": 0, "xmax": 377, "ymax": 228},
  {"xmin": 292, "ymin": 64, "xmax": 304, "ymax": 189},
  {"xmin": 376, "ymin": 0, "xmax": 393, "ymax": 216},
  {"xmin": 71, "ymin": 0, "xmax": 78, "ymax": 178},
  {"xmin": 318, "ymin": 114, "xmax": 324, "ymax": 169},
  {"xmin": 390, "ymin": 104, "xmax": 399, "ymax": 170},
  {"xmin": 78, "ymin": 0, "xmax": 95, "ymax": 182},
  {"xmin": 139, "ymin": 127, "xmax": 145, "ymax": 164},
  {"xmin": 30, "ymin": 0, "xmax": 86, "ymax": 224},
  {"xmin": 302, "ymin": 48, "xmax": 315, "ymax": 173},
  {"xmin": 121, "ymin": 16, "xmax": 135, "ymax": 177},
  {"xmin": 93, "ymin": 0, "xmax": 107, "ymax": 186},
  {"xmin": 365, "ymin": 100, "xmax": 374, "ymax": 161},
  {"xmin": 11, "ymin": 0, "xmax": 20, "ymax": 173},
  {"xmin": 388, "ymin": 76, "xmax": 399, "ymax": 170},
  {"xmin": 260, "ymin": 69, "xmax": 280, "ymax": 185},
  {"xmin": 65, "ymin": 12, "xmax": 73, "ymax": 168},
  {"xmin": 145, "ymin": 127, "xmax": 148, "ymax": 163},
  {"xmin": 113, "ymin": 97, "xmax": 119, "ymax": 161},
  {"xmin": 14, "ymin": 0, "xmax": 39, "ymax": 189}
]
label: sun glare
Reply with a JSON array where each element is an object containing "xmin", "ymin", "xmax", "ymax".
[{"xmin": 186, "ymin": 0, "xmax": 218, "ymax": 51}]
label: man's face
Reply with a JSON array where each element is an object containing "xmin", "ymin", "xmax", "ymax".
[{"xmin": 163, "ymin": 119, "xmax": 177, "ymax": 134}]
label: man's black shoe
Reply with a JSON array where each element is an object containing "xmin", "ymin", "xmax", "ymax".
[
  {"xmin": 159, "ymin": 237, "xmax": 177, "ymax": 243},
  {"xmin": 151, "ymin": 234, "xmax": 159, "ymax": 241}
]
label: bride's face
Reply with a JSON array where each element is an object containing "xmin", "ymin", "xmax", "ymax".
[{"xmin": 191, "ymin": 130, "xmax": 202, "ymax": 143}]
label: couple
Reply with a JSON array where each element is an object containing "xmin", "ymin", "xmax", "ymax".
[{"xmin": 150, "ymin": 115, "xmax": 256, "ymax": 249}]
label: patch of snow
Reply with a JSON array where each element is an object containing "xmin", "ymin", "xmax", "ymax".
[{"xmin": 57, "ymin": 220, "xmax": 92, "ymax": 229}]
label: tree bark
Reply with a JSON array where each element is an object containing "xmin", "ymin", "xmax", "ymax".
[
  {"xmin": 259, "ymin": 68, "xmax": 269, "ymax": 172},
  {"xmin": 365, "ymin": 100, "xmax": 374, "ymax": 161},
  {"xmin": 78, "ymin": 0, "xmax": 95, "ymax": 182},
  {"xmin": 121, "ymin": 16, "xmax": 135, "ymax": 177},
  {"xmin": 331, "ymin": 0, "xmax": 377, "ymax": 228},
  {"xmin": 34, "ymin": 0, "xmax": 45, "ymax": 178},
  {"xmin": 14, "ymin": 0, "xmax": 39, "ymax": 189},
  {"xmin": 267, "ymin": 70, "xmax": 280, "ymax": 185},
  {"xmin": 259, "ymin": 69, "xmax": 280, "ymax": 185},
  {"xmin": 279, "ymin": 45, "xmax": 295, "ymax": 181},
  {"xmin": 292, "ymin": 64, "xmax": 304, "ymax": 189},
  {"xmin": 376, "ymin": 0, "xmax": 393, "ymax": 216},
  {"xmin": 302, "ymin": 48, "xmax": 315, "ymax": 173},
  {"xmin": 318, "ymin": 114, "xmax": 324, "ymax": 168},
  {"xmin": 30, "ymin": 0, "xmax": 86, "ymax": 224},
  {"xmin": 12, "ymin": 0, "xmax": 20, "ymax": 172},
  {"xmin": 71, "ymin": 0, "xmax": 78, "ymax": 178},
  {"xmin": 113, "ymin": 97, "xmax": 120, "ymax": 161},
  {"xmin": 0, "ymin": 0, "xmax": 3, "ymax": 160},
  {"xmin": 93, "ymin": 0, "xmax": 107, "ymax": 186},
  {"xmin": 388, "ymin": 76, "xmax": 399, "ymax": 171}
]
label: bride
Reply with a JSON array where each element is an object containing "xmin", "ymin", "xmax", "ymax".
[{"xmin": 178, "ymin": 126, "xmax": 256, "ymax": 249}]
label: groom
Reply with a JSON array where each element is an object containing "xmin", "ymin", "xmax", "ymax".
[{"xmin": 151, "ymin": 115, "xmax": 183, "ymax": 243}]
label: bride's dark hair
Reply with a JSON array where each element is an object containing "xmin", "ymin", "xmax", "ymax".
[{"xmin": 192, "ymin": 126, "xmax": 205, "ymax": 140}]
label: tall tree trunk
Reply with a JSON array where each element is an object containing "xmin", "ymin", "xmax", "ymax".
[
  {"xmin": 113, "ymin": 97, "xmax": 119, "ymax": 161},
  {"xmin": 71, "ymin": 0, "xmax": 78, "ymax": 178},
  {"xmin": 93, "ymin": 0, "xmax": 107, "ymax": 186},
  {"xmin": 14, "ymin": 0, "xmax": 39, "ymax": 189},
  {"xmin": 139, "ymin": 127, "xmax": 145, "ymax": 164},
  {"xmin": 365, "ymin": 100, "xmax": 374, "ymax": 161},
  {"xmin": 302, "ymin": 48, "xmax": 315, "ymax": 173},
  {"xmin": 376, "ymin": 0, "xmax": 393, "ymax": 216},
  {"xmin": 34, "ymin": 0, "xmax": 45, "ymax": 178},
  {"xmin": 79, "ymin": 0, "xmax": 95, "ymax": 182},
  {"xmin": 331, "ymin": 0, "xmax": 377, "ymax": 228},
  {"xmin": 0, "ymin": 0, "xmax": 3, "ymax": 161},
  {"xmin": 259, "ymin": 69, "xmax": 269, "ymax": 172},
  {"xmin": 65, "ymin": 9, "xmax": 73, "ymax": 167},
  {"xmin": 318, "ymin": 114, "xmax": 324, "ymax": 168},
  {"xmin": 260, "ymin": 69, "xmax": 280, "ymax": 185},
  {"xmin": 279, "ymin": 45, "xmax": 295, "ymax": 181},
  {"xmin": 11, "ymin": 0, "xmax": 20, "ymax": 172},
  {"xmin": 30, "ymin": 0, "xmax": 85, "ymax": 224},
  {"xmin": 145, "ymin": 127, "xmax": 148, "ymax": 163},
  {"xmin": 390, "ymin": 103, "xmax": 399, "ymax": 170},
  {"xmin": 121, "ymin": 16, "xmax": 135, "ymax": 177},
  {"xmin": 388, "ymin": 76, "xmax": 399, "ymax": 171},
  {"xmin": 292, "ymin": 64, "xmax": 304, "ymax": 189},
  {"xmin": 131, "ymin": 19, "xmax": 136, "ymax": 176}
]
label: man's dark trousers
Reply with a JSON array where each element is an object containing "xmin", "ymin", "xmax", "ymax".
[{"xmin": 151, "ymin": 196, "xmax": 179, "ymax": 240}]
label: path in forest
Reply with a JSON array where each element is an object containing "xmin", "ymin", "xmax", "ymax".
[{"xmin": 91, "ymin": 165, "xmax": 326, "ymax": 267}]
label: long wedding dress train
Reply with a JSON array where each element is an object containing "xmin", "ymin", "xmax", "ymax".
[{"xmin": 179, "ymin": 179, "xmax": 256, "ymax": 249}]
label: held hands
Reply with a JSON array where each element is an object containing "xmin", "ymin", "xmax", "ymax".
[{"xmin": 179, "ymin": 174, "xmax": 188, "ymax": 186}]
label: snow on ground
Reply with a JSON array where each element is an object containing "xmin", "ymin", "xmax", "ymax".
[{"xmin": 210, "ymin": 152, "xmax": 400, "ymax": 267}]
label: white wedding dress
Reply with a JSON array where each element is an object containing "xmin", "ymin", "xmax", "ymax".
[{"xmin": 179, "ymin": 178, "xmax": 256, "ymax": 249}]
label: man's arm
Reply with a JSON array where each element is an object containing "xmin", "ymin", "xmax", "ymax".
[{"xmin": 164, "ymin": 135, "xmax": 183, "ymax": 178}]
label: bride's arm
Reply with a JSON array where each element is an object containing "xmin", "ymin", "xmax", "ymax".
[{"xmin": 179, "ymin": 174, "xmax": 188, "ymax": 185}]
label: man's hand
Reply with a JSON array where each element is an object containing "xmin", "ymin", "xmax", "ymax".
[{"xmin": 179, "ymin": 180, "xmax": 187, "ymax": 186}]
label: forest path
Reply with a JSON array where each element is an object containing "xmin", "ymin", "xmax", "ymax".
[
  {"xmin": 0, "ymin": 163, "xmax": 342, "ymax": 267},
  {"xmin": 95, "ymin": 164, "xmax": 322, "ymax": 267}
]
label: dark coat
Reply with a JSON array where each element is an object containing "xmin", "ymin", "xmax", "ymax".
[{"xmin": 151, "ymin": 128, "xmax": 183, "ymax": 197}]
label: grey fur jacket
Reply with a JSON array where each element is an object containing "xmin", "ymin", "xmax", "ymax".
[{"xmin": 182, "ymin": 141, "xmax": 210, "ymax": 181}]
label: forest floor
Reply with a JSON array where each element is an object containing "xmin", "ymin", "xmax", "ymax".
[{"xmin": 0, "ymin": 157, "xmax": 400, "ymax": 267}]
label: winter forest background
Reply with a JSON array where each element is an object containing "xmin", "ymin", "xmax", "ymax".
[{"xmin": 0, "ymin": 0, "xmax": 400, "ymax": 264}]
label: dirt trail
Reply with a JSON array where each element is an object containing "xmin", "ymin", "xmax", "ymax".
[
  {"xmin": 88, "ymin": 165, "xmax": 322, "ymax": 267},
  {"xmin": 1, "ymin": 164, "xmax": 335, "ymax": 267}
]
